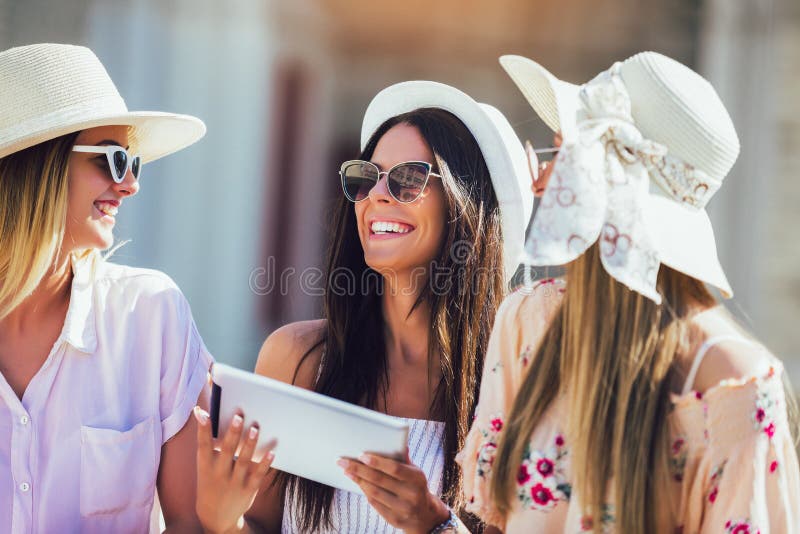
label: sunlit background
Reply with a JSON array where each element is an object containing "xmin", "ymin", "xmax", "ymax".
[{"xmin": 1, "ymin": 0, "xmax": 798, "ymax": 387}]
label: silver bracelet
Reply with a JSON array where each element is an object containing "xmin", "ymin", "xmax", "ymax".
[{"xmin": 430, "ymin": 507, "xmax": 459, "ymax": 534}]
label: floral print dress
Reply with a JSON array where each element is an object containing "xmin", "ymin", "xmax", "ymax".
[{"xmin": 456, "ymin": 279, "xmax": 800, "ymax": 533}]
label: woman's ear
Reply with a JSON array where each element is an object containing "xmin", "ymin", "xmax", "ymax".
[{"xmin": 525, "ymin": 139, "xmax": 558, "ymax": 198}]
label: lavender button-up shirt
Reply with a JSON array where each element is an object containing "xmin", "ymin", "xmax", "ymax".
[{"xmin": 0, "ymin": 256, "xmax": 213, "ymax": 533}]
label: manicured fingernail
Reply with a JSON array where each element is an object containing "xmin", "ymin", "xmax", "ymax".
[
  {"xmin": 336, "ymin": 459, "xmax": 348, "ymax": 468},
  {"xmin": 249, "ymin": 426, "xmax": 258, "ymax": 439},
  {"xmin": 232, "ymin": 414, "xmax": 243, "ymax": 428},
  {"xmin": 358, "ymin": 454, "xmax": 372, "ymax": 465},
  {"xmin": 193, "ymin": 406, "xmax": 208, "ymax": 425},
  {"xmin": 525, "ymin": 139, "xmax": 534, "ymax": 153},
  {"xmin": 265, "ymin": 451, "xmax": 275, "ymax": 462}
]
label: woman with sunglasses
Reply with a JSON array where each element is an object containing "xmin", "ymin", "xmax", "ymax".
[
  {"xmin": 458, "ymin": 53, "xmax": 800, "ymax": 533},
  {"xmin": 194, "ymin": 82, "xmax": 532, "ymax": 533},
  {"xmin": 0, "ymin": 44, "xmax": 211, "ymax": 532}
]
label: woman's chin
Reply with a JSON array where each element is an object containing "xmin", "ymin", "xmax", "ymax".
[{"xmin": 85, "ymin": 232, "xmax": 115, "ymax": 252}]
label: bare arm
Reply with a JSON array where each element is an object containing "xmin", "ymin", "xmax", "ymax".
[
  {"xmin": 158, "ymin": 417, "xmax": 203, "ymax": 533},
  {"xmin": 196, "ymin": 320, "xmax": 325, "ymax": 534},
  {"xmin": 241, "ymin": 320, "xmax": 325, "ymax": 532}
]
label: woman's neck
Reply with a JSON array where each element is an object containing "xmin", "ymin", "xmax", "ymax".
[
  {"xmin": 381, "ymin": 286, "xmax": 431, "ymax": 367},
  {"xmin": 0, "ymin": 255, "xmax": 72, "ymax": 336}
]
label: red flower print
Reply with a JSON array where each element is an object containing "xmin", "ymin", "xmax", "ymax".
[
  {"xmin": 531, "ymin": 483, "xmax": 555, "ymax": 506},
  {"xmin": 726, "ymin": 521, "xmax": 732, "ymax": 528},
  {"xmin": 770, "ymin": 461, "xmax": 778, "ymax": 473},
  {"xmin": 536, "ymin": 457, "xmax": 555, "ymax": 477},
  {"xmin": 765, "ymin": 422, "xmax": 775, "ymax": 438},
  {"xmin": 709, "ymin": 487, "xmax": 718, "ymax": 503},
  {"xmin": 695, "ymin": 391, "xmax": 703, "ymax": 400},
  {"xmin": 755, "ymin": 408, "xmax": 766, "ymax": 423},
  {"xmin": 725, "ymin": 520, "xmax": 760, "ymax": 534},
  {"xmin": 490, "ymin": 418, "xmax": 503, "ymax": 432},
  {"xmin": 672, "ymin": 438, "xmax": 684, "ymax": 455},
  {"xmin": 517, "ymin": 464, "xmax": 531, "ymax": 485},
  {"xmin": 555, "ymin": 435, "xmax": 565, "ymax": 447},
  {"xmin": 580, "ymin": 516, "xmax": 594, "ymax": 531}
]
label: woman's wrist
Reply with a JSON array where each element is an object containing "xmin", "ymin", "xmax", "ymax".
[{"xmin": 425, "ymin": 497, "xmax": 457, "ymax": 534}]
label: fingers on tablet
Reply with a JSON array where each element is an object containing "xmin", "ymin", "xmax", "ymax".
[
  {"xmin": 233, "ymin": 424, "xmax": 259, "ymax": 480},
  {"xmin": 220, "ymin": 412, "xmax": 244, "ymax": 462},
  {"xmin": 247, "ymin": 440, "xmax": 276, "ymax": 490},
  {"xmin": 194, "ymin": 407, "xmax": 213, "ymax": 451}
]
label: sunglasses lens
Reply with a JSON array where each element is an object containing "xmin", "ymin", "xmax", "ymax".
[
  {"xmin": 342, "ymin": 162, "xmax": 378, "ymax": 201},
  {"xmin": 131, "ymin": 156, "xmax": 141, "ymax": 180},
  {"xmin": 387, "ymin": 163, "xmax": 429, "ymax": 203},
  {"xmin": 112, "ymin": 149, "xmax": 128, "ymax": 182}
]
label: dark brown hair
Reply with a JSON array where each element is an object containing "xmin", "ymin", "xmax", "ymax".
[{"xmin": 280, "ymin": 108, "xmax": 506, "ymax": 531}]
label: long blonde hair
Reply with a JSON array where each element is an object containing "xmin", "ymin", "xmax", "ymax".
[
  {"xmin": 0, "ymin": 132, "xmax": 81, "ymax": 319},
  {"xmin": 491, "ymin": 243, "xmax": 719, "ymax": 532}
]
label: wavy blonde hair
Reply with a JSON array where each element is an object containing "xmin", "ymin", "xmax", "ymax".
[{"xmin": 0, "ymin": 132, "xmax": 92, "ymax": 319}]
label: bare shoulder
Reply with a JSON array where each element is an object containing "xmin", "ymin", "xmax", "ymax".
[
  {"xmin": 690, "ymin": 309, "xmax": 774, "ymax": 393},
  {"xmin": 254, "ymin": 319, "xmax": 327, "ymax": 390},
  {"xmin": 503, "ymin": 278, "xmax": 565, "ymax": 324}
]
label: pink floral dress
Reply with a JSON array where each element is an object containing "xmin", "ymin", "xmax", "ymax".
[{"xmin": 456, "ymin": 280, "xmax": 800, "ymax": 533}]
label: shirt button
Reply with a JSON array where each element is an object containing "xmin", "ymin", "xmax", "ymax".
[
  {"xmin": 20, "ymin": 415, "xmax": 29, "ymax": 425},
  {"xmin": 19, "ymin": 482, "xmax": 30, "ymax": 492}
]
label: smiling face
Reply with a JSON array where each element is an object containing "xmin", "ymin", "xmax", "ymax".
[
  {"xmin": 64, "ymin": 125, "xmax": 140, "ymax": 252},
  {"xmin": 354, "ymin": 123, "xmax": 448, "ymax": 276}
]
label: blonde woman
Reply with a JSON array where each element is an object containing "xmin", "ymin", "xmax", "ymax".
[
  {"xmin": 0, "ymin": 44, "xmax": 211, "ymax": 532},
  {"xmin": 457, "ymin": 52, "xmax": 800, "ymax": 533}
]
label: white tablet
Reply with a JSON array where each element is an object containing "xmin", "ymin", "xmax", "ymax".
[{"xmin": 209, "ymin": 362, "xmax": 409, "ymax": 494}]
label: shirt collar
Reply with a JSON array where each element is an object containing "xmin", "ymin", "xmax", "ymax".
[{"xmin": 61, "ymin": 253, "xmax": 97, "ymax": 353}]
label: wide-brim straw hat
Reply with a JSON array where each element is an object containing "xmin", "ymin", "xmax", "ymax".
[
  {"xmin": 360, "ymin": 81, "xmax": 533, "ymax": 283},
  {"xmin": 500, "ymin": 52, "xmax": 738, "ymax": 297},
  {"xmin": 0, "ymin": 43, "xmax": 205, "ymax": 163}
]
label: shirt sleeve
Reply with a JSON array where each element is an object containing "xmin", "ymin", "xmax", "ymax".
[
  {"xmin": 696, "ymin": 369, "xmax": 800, "ymax": 533},
  {"xmin": 157, "ymin": 288, "xmax": 216, "ymax": 444},
  {"xmin": 456, "ymin": 279, "xmax": 565, "ymax": 527}
]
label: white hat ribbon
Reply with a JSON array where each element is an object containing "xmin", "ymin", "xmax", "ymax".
[{"xmin": 524, "ymin": 63, "xmax": 722, "ymax": 304}]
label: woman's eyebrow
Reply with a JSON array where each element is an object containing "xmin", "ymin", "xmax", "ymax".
[{"xmin": 95, "ymin": 139, "xmax": 130, "ymax": 150}]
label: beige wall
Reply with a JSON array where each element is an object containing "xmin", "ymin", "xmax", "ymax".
[{"xmin": 766, "ymin": 0, "xmax": 800, "ymax": 378}]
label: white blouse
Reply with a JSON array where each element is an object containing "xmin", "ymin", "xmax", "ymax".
[{"xmin": 0, "ymin": 255, "xmax": 213, "ymax": 534}]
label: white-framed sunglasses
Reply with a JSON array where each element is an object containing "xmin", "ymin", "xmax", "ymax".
[
  {"xmin": 72, "ymin": 145, "xmax": 142, "ymax": 183},
  {"xmin": 340, "ymin": 160, "xmax": 441, "ymax": 203}
]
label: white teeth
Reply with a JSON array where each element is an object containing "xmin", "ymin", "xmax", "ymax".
[
  {"xmin": 370, "ymin": 221, "xmax": 411, "ymax": 234},
  {"xmin": 96, "ymin": 203, "xmax": 118, "ymax": 217}
]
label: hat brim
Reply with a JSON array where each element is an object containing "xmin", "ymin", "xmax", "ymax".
[
  {"xmin": 643, "ymin": 186, "xmax": 733, "ymax": 297},
  {"xmin": 502, "ymin": 54, "xmax": 733, "ymax": 297},
  {"xmin": 361, "ymin": 80, "xmax": 533, "ymax": 283},
  {"xmin": 499, "ymin": 55, "xmax": 581, "ymax": 137},
  {"xmin": 0, "ymin": 110, "xmax": 206, "ymax": 164}
]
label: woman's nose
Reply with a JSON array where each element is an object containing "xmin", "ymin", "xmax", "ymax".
[
  {"xmin": 367, "ymin": 173, "xmax": 392, "ymax": 203},
  {"xmin": 113, "ymin": 168, "xmax": 140, "ymax": 197}
]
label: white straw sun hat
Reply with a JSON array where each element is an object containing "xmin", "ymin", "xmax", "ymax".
[
  {"xmin": 360, "ymin": 81, "xmax": 534, "ymax": 283},
  {"xmin": 0, "ymin": 43, "xmax": 205, "ymax": 163},
  {"xmin": 500, "ymin": 52, "xmax": 739, "ymax": 302}
]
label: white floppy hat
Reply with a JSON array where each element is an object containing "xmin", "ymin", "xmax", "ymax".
[
  {"xmin": 0, "ymin": 43, "xmax": 205, "ymax": 163},
  {"xmin": 500, "ymin": 52, "xmax": 739, "ymax": 301},
  {"xmin": 360, "ymin": 81, "xmax": 533, "ymax": 283}
]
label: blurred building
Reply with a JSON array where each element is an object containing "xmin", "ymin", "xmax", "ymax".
[{"xmin": 1, "ymin": 0, "xmax": 798, "ymax": 386}]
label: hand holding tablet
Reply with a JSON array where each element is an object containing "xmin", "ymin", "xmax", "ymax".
[{"xmin": 208, "ymin": 363, "xmax": 409, "ymax": 495}]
